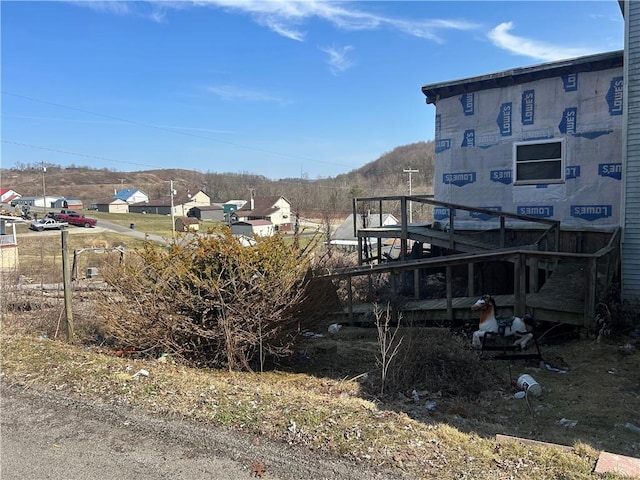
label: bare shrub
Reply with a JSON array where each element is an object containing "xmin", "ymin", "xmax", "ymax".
[
  {"xmin": 374, "ymin": 303, "xmax": 403, "ymax": 396},
  {"xmin": 380, "ymin": 327, "xmax": 494, "ymax": 398},
  {"xmin": 96, "ymin": 231, "xmax": 314, "ymax": 371}
]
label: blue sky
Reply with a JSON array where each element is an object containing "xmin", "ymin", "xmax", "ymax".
[{"xmin": 1, "ymin": 1, "xmax": 624, "ymax": 179}]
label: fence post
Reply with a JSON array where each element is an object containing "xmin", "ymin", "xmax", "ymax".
[{"xmin": 61, "ymin": 230, "xmax": 74, "ymax": 341}]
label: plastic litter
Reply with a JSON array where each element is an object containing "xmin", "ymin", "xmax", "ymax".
[
  {"xmin": 625, "ymin": 422, "xmax": 640, "ymax": 435},
  {"xmin": 517, "ymin": 374, "xmax": 542, "ymax": 397},
  {"xmin": 132, "ymin": 369, "xmax": 149, "ymax": 379},
  {"xmin": 328, "ymin": 323, "xmax": 342, "ymax": 334},
  {"xmin": 425, "ymin": 401, "xmax": 437, "ymax": 410},
  {"xmin": 558, "ymin": 418, "xmax": 578, "ymax": 428},
  {"xmin": 544, "ymin": 363, "xmax": 568, "ymax": 374},
  {"xmin": 411, "ymin": 389, "xmax": 420, "ymax": 403}
]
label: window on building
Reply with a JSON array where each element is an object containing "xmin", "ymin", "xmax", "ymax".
[{"xmin": 514, "ymin": 139, "xmax": 564, "ymax": 185}]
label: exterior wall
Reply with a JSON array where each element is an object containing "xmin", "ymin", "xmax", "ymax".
[
  {"xmin": 100, "ymin": 201, "xmax": 129, "ymax": 213},
  {"xmin": 231, "ymin": 223, "xmax": 254, "ymax": 237},
  {"xmin": 129, "ymin": 205, "xmax": 171, "ymax": 215},
  {"xmin": 622, "ymin": 0, "xmax": 640, "ymax": 300},
  {"xmin": 0, "ymin": 245, "xmax": 19, "ymax": 271},
  {"xmin": 433, "ymin": 66, "xmax": 623, "ymax": 231},
  {"xmin": 270, "ymin": 197, "xmax": 291, "ymax": 226}
]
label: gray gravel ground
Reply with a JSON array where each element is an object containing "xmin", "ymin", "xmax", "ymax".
[{"xmin": 0, "ymin": 383, "xmax": 408, "ymax": 480}]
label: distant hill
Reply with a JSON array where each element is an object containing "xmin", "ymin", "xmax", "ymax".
[{"xmin": 1, "ymin": 141, "xmax": 434, "ymax": 214}]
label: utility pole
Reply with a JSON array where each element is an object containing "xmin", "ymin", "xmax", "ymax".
[
  {"xmin": 403, "ymin": 167, "xmax": 419, "ymax": 223},
  {"xmin": 119, "ymin": 178, "xmax": 125, "ymax": 190},
  {"xmin": 170, "ymin": 180, "xmax": 176, "ymax": 239},
  {"xmin": 41, "ymin": 161, "xmax": 47, "ymax": 211}
]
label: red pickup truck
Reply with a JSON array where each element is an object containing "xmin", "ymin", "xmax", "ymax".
[{"xmin": 53, "ymin": 211, "xmax": 98, "ymax": 228}]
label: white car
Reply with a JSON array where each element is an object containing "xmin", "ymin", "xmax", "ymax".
[{"xmin": 29, "ymin": 217, "xmax": 69, "ymax": 232}]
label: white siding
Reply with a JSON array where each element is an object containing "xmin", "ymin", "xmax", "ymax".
[{"xmin": 622, "ymin": 1, "xmax": 640, "ymax": 300}]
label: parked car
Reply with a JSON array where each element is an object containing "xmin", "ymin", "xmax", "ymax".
[
  {"xmin": 29, "ymin": 217, "xmax": 69, "ymax": 232},
  {"xmin": 53, "ymin": 211, "xmax": 98, "ymax": 228}
]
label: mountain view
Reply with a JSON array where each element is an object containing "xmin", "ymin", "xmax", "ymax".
[{"xmin": 2, "ymin": 141, "xmax": 435, "ymax": 216}]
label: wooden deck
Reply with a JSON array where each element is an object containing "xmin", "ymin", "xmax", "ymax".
[
  {"xmin": 359, "ymin": 224, "xmax": 502, "ymax": 253},
  {"xmin": 333, "ymin": 198, "xmax": 620, "ymax": 330}
]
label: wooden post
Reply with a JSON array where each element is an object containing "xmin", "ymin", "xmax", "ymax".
[
  {"xmin": 530, "ymin": 258, "xmax": 539, "ymax": 293},
  {"xmin": 61, "ymin": 230, "xmax": 74, "ymax": 341},
  {"xmin": 499, "ymin": 217, "xmax": 506, "ymax": 248},
  {"xmin": 446, "ymin": 266, "xmax": 453, "ymax": 321},
  {"xmin": 347, "ymin": 276, "xmax": 353, "ymax": 325},
  {"xmin": 413, "ymin": 269, "xmax": 420, "ymax": 299},
  {"xmin": 400, "ymin": 196, "xmax": 407, "ymax": 261},
  {"xmin": 585, "ymin": 258, "xmax": 597, "ymax": 329},
  {"xmin": 467, "ymin": 263, "xmax": 475, "ymax": 297},
  {"xmin": 513, "ymin": 253, "xmax": 526, "ymax": 316}
]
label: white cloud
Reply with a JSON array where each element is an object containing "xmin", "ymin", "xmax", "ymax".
[
  {"xmin": 78, "ymin": 1, "xmax": 479, "ymax": 41},
  {"xmin": 206, "ymin": 84, "xmax": 285, "ymax": 102},
  {"xmin": 488, "ymin": 22, "xmax": 593, "ymax": 62},
  {"xmin": 320, "ymin": 44, "xmax": 354, "ymax": 75}
]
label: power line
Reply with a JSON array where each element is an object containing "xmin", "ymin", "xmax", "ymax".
[{"xmin": 1, "ymin": 91, "xmax": 354, "ymax": 169}]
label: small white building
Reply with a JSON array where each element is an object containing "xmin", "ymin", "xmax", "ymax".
[{"xmin": 230, "ymin": 220, "xmax": 274, "ymax": 237}]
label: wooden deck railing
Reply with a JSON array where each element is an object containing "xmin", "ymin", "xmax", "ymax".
[
  {"xmin": 328, "ymin": 222, "xmax": 621, "ymax": 329},
  {"xmin": 352, "ymin": 195, "xmax": 560, "ymax": 263}
]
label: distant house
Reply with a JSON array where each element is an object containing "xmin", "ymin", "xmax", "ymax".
[
  {"xmin": 52, "ymin": 198, "xmax": 83, "ymax": 210},
  {"xmin": 114, "ymin": 189, "xmax": 149, "ymax": 205},
  {"xmin": 11, "ymin": 196, "xmax": 61, "ymax": 209},
  {"xmin": 230, "ymin": 220, "xmax": 274, "ymax": 237},
  {"xmin": 92, "ymin": 198, "xmax": 129, "ymax": 213},
  {"xmin": 129, "ymin": 190, "xmax": 210, "ymax": 216},
  {"xmin": 175, "ymin": 216, "xmax": 200, "ymax": 232},
  {"xmin": 234, "ymin": 196, "xmax": 291, "ymax": 231},
  {"xmin": 222, "ymin": 200, "xmax": 247, "ymax": 220},
  {"xmin": 187, "ymin": 204, "xmax": 224, "ymax": 222},
  {"xmin": 331, "ymin": 213, "xmax": 399, "ymax": 251},
  {"xmin": 0, "ymin": 215, "xmax": 24, "ymax": 270},
  {"xmin": 0, "ymin": 189, "xmax": 21, "ymax": 205}
]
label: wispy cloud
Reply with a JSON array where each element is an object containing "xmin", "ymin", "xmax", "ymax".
[
  {"xmin": 488, "ymin": 22, "xmax": 593, "ymax": 62},
  {"xmin": 77, "ymin": 1, "xmax": 479, "ymax": 41},
  {"xmin": 71, "ymin": 1, "xmax": 169, "ymax": 22},
  {"xmin": 320, "ymin": 44, "xmax": 354, "ymax": 75},
  {"xmin": 206, "ymin": 84, "xmax": 286, "ymax": 103}
]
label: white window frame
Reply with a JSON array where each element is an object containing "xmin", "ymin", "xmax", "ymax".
[{"xmin": 513, "ymin": 138, "xmax": 565, "ymax": 185}]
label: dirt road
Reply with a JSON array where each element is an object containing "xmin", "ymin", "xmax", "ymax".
[{"xmin": 0, "ymin": 383, "xmax": 406, "ymax": 480}]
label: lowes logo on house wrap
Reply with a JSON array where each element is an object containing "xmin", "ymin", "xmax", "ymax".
[
  {"xmin": 460, "ymin": 93, "xmax": 475, "ymax": 116},
  {"xmin": 559, "ymin": 107, "xmax": 577, "ymax": 134},
  {"xmin": 517, "ymin": 206, "xmax": 554, "ymax": 218},
  {"xmin": 521, "ymin": 90, "xmax": 535, "ymax": 125},
  {"xmin": 433, "ymin": 207, "xmax": 451, "ymax": 221},
  {"xmin": 436, "ymin": 139, "xmax": 451, "ymax": 153},
  {"xmin": 461, "ymin": 129, "xmax": 475, "ymax": 147},
  {"xmin": 490, "ymin": 169, "xmax": 512, "ymax": 185},
  {"xmin": 607, "ymin": 76, "xmax": 624, "ymax": 116},
  {"xmin": 599, "ymin": 163, "xmax": 622, "ymax": 180},
  {"xmin": 497, "ymin": 103, "xmax": 512, "ymax": 136},
  {"xmin": 470, "ymin": 206, "xmax": 502, "ymax": 221},
  {"xmin": 562, "ymin": 74, "xmax": 578, "ymax": 92},
  {"xmin": 566, "ymin": 165, "xmax": 581, "ymax": 180},
  {"xmin": 443, "ymin": 172, "xmax": 476, "ymax": 187},
  {"xmin": 571, "ymin": 205, "xmax": 613, "ymax": 221}
]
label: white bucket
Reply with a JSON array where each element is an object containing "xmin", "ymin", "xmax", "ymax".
[{"xmin": 517, "ymin": 374, "xmax": 542, "ymax": 397}]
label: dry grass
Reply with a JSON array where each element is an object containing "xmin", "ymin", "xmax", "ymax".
[
  {"xmin": 3, "ymin": 292, "xmax": 639, "ymax": 480},
  {"xmin": 0, "ymin": 326, "xmax": 608, "ymax": 480},
  {"xmin": 2, "ymin": 225, "xmax": 639, "ymax": 479}
]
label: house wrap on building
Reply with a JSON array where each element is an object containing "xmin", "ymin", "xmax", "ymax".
[{"xmin": 422, "ymin": 50, "xmax": 624, "ymax": 232}]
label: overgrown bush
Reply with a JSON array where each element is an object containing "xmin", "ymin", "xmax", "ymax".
[{"xmin": 97, "ymin": 231, "xmax": 315, "ymax": 371}]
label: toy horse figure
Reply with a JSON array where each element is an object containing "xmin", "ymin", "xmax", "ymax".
[{"xmin": 470, "ymin": 294, "xmax": 536, "ymax": 350}]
